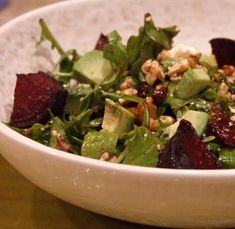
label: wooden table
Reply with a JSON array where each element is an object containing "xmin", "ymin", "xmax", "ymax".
[{"xmin": 0, "ymin": 1, "xmax": 158, "ymax": 228}]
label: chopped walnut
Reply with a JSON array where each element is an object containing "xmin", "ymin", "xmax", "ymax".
[
  {"xmin": 227, "ymin": 73, "xmax": 235, "ymax": 84},
  {"xmin": 168, "ymin": 58, "xmax": 189, "ymax": 80},
  {"xmin": 146, "ymin": 97, "xmax": 157, "ymax": 119},
  {"xmin": 136, "ymin": 103, "xmax": 145, "ymax": 124},
  {"xmin": 218, "ymin": 82, "xmax": 229, "ymax": 96},
  {"xmin": 223, "ymin": 65, "xmax": 235, "ymax": 84},
  {"xmin": 223, "ymin": 65, "xmax": 235, "ymax": 77},
  {"xmin": 231, "ymin": 94, "xmax": 235, "ymax": 102},
  {"xmin": 188, "ymin": 55, "xmax": 200, "ymax": 68},
  {"xmin": 212, "ymin": 73, "xmax": 222, "ymax": 83},
  {"xmin": 145, "ymin": 14, "xmax": 152, "ymax": 22},
  {"xmin": 120, "ymin": 78, "xmax": 135, "ymax": 90},
  {"xmin": 141, "ymin": 59, "xmax": 165, "ymax": 85},
  {"xmin": 149, "ymin": 118, "xmax": 159, "ymax": 132},
  {"xmin": 230, "ymin": 115, "xmax": 235, "ymax": 122},
  {"xmin": 135, "ymin": 97, "xmax": 157, "ymax": 124},
  {"xmin": 109, "ymin": 156, "xmax": 118, "ymax": 163},
  {"xmin": 118, "ymin": 88, "xmax": 138, "ymax": 105},
  {"xmin": 100, "ymin": 152, "xmax": 110, "ymax": 161},
  {"xmin": 218, "ymin": 82, "xmax": 232, "ymax": 101},
  {"xmin": 51, "ymin": 129, "xmax": 71, "ymax": 152}
]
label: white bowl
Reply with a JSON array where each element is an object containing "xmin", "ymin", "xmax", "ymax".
[{"xmin": 0, "ymin": 0, "xmax": 235, "ymax": 228}]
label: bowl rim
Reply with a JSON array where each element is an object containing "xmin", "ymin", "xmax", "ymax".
[{"xmin": 1, "ymin": 0, "xmax": 235, "ymax": 177}]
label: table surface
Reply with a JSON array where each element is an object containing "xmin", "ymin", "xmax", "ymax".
[{"xmin": 0, "ymin": 1, "xmax": 159, "ymax": 228}]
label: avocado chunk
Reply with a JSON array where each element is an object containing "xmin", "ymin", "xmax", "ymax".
[
  {"xmin": 81, "ymin": 131, "xmax": 118, "ymax": 159},
  {"xmin": 199, "ymin": 54, "xmax": 218, "ymax": 76},
  {"xmin": 219, "ymin": 148, "xmax": 235, "ymax": 169},
  {"xmin": 73, "ymin": 50, "xmax": 112, "ymax": 85},
  {"xmin": 168, "ymin": 110, "xmax": 209, "ymax": 138},
  {"xmin": 175, "ymin": 68, "xmax": 211, "ymax": 99},
  {"xmin": 102, "ymin": 99, "xmax": 135, "ymax": 134}
]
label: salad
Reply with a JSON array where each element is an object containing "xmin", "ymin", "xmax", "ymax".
[{"xmin": 9, "ymin": 14, "xmax": 235, "ymax": 169}]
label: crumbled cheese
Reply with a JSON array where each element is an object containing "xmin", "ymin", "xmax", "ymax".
[{"xmin": 158, "ymin": 44, "xmax": 201, "ymax": 61}]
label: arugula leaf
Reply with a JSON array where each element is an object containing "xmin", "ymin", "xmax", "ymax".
[
  {"xmin": 59, "ymin": 49, "xmax": 80, "ymax": 74},
  {"xmin": 103, "ymin": 43, "xmax": 128, "ymax": 71},
  {"xmin": 126, "ymin": 27, "xmax": 144, "ymax": 65},
  {"xmin": 38, "ymin": 18, "xmax": 66, "ymax": 56},
  {"xmin": 64, "ymin": 84, "xmax": 93, "ymax": 115},
  {"xmin": 103, "ymin": 30, "xmax": 128, "ymax": 70},
  {"xmin": 49, "ymin": 117, "xmax": 71, "ymax": 151},
  {"xmin": 39, "ymin": 19, "xmax": 80, "ymax": 82},
  {"xmin": 126, "ymin": 13, "xmax": 179, "ymax": 75},
  {"xmin": 100, "ymin": 69, "xmax": 121, "ymax": 90},
  {"xmin": 142, "ymin": 103, "xmax": 150, "ymax": 128},
  {"xmin": 11, "ymin": 123, "xmax": 51, "ymax": 146},
  {"xmin": 65, "ymin": 109, "xmax": 93, "ymax": 145},
  {"xmin": 107, "ymin": 30, "xmax": 125, "ymax": 50},
  {"xmin": 121, "ymin": 126, "xmax": 162, "ymax": 167},
  {"xmin": 102, "ymin": 31, "xmax": 129, "ymax": 90}
]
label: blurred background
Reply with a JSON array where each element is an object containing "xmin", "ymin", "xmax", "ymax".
[{"xmin": 0, "ymin": 0, "xmax": 61, "ymax": 25}]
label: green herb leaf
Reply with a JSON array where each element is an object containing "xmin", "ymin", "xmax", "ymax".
[
  {"xmin": 122, "ymin": 126, "xmax": 162, "ymax": 167},
  {"xmin": 103, "ymin": 43, "xmax": 128, "ymax": 71},
  {"xmin": 65, "ymin": 109, "xmax": 93, "ymax": 144},
  {"xmin": 126, "ymin": 13, "xmax": 179, "ymax": 75},
  {"xmin": 38, "ymin": 18, "xmax": 66, "ymax": 56},
  {"xmin": 49, "ymin": 117, "xmax": 71, "ymax": 152}
]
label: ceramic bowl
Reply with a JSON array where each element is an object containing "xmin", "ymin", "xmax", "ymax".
[{"xmin": 0, "ymin": 0, "xmax": 235, "ymax": 228}]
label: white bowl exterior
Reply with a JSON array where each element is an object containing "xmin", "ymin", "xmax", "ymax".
[
  {"xmin": 0, "ymin": 0, "xmax": 235, "ymax": 227},
  {"xmin": 2, "ymin": 122, "xmax": 235, "ymax": 228}
]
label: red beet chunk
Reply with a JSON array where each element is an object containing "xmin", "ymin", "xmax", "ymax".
[
  {"xmin": 95, "ymin": 33, "xmax": 109, "ymax": 50},
  {"xmin": 210, "ymin": 38, "xmax": 235, "ymax": 68},
  {"xmin": 158, "ymin": 119, "xmax": 222, "ymax": 169},
  {"xmin": 10, "ymin": 72, "xmax": 67, "ymax": 128},
  {"xmin": 208, "ymin": 105, "xmax": 235, "ymax": 147}
]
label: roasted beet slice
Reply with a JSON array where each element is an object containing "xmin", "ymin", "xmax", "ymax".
[
  {"xmin": 208, "ymin": 105, "xmax": 235, "ymax": 147},
  {"xmin": 210, "ymin": 38, "xmax": 235, "ymax": 68},
  {"xmin": 158, "ymin": 119, "xmax": 222, "ymax": 169},
  {"xmin": 10, "ymin": 72, "xmax": 67, "ymax": 128},
  {"xmin": 95, "ymin": 33, "xmax": 109, "ymax": 50}
]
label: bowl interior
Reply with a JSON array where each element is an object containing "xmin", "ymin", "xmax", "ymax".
[{"xmin": 1, "ymin": 1, "xmax": 235, "ymax": 228}]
